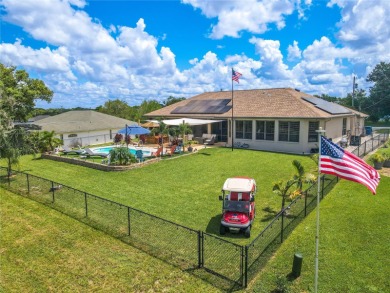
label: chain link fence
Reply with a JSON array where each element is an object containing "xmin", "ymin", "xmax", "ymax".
[{"xmin": 1, "ymin": 132, "xmax": 387, "ymax": 288}]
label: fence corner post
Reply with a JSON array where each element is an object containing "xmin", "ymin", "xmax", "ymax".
[
  {"xmin": 198, "ymin": 231, "xmax": 204, "ymax": 268},
  {"xmin": 244, "ymin": 245, "xmax": 249, "ymax": 288}
]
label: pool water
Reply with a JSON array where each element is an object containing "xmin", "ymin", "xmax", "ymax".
[{"xmin": 91, "ymin": 146, "xmax": 153, "ymax": 157}]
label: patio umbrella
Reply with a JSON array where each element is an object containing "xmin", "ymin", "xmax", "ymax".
[
  {"xmin": 118, "ymin": 124, "xmax": 151, "ymax": 135},
  {"xmin": 118, "ymin": 124, "xmax": 151, "ymax": 148},
  {"xmin": 141, "ymin": 121, "xmax": 160, "ymax": 128}
]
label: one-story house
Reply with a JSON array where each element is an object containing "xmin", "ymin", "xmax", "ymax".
[
  {"xmin": 35, "ymin": 110, "xmax": 137, "ymax": 147},
  {"xmin": 145, "ymin": 88, "xmax": 368, "ymax": 154}
]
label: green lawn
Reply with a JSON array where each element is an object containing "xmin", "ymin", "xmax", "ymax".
[
  {"xmin": 2, "ymin": 148, "xmax": 389, "ymax": 292},
  {"xmin": 248, "ymin": 176, "xmax": 390, "ymax": 293},
  {"xmin": 0, "ymin": 189, "xmax": 219, "ymax": 293},
  {"xmin": 4, "ymin": 147, "xmax": 316, "ymax": 245}
]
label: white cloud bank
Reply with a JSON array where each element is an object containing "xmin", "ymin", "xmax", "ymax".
[{"xmin": 0, "ymin": 0, "xmax": 389, "ymax": 108}]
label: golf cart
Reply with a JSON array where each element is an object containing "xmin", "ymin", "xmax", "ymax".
[{"xmin": 218, "ymin": 177, "xmax": 257, "ymax": 238}]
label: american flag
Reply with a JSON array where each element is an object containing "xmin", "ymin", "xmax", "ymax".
[
  {"xmin": 319, "ymin": 136, "xmax": 380, "ymax": 194},
  {"xmin": 232, "ymin": 69, "xmax": 242, "ymax": 83}
]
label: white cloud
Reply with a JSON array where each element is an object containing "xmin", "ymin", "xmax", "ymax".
[
  {"xmin": 249, "ymin": 37, "xmax": 291, "ymax": 80},
  {"xmin": 2, "ymin": 0, "xmax": 389, "ymax": 109},
  {"xmin": 0, "ymin": 40, "xmax": 73, "ymax": 75},
  {"xmin": 183, "ymin": 0, "xmax": 309, "ymax": 39},
  {"xmin": 330, "ymin": 0, "xmax": 390, "ymax": 63},
  {"xmin": 287, "ymin": 41, "xmax": 302, "ymax": 61}
]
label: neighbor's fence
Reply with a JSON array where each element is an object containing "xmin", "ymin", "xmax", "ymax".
[
  {"xmin": 351, "ymin": 132, "xmax": 389, "ymax": 158},
  {"xmin": 1, "ymin": 133, "xmax": 387, "ymax": 288}
]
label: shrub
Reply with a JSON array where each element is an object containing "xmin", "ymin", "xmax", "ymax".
[
  {"xmin": 109, "ymin": 147, "xmax": 132, "ymax": 165},
  {"xmin": 368, "ymin": 152, "xmax": 385, "ymax": 164}
]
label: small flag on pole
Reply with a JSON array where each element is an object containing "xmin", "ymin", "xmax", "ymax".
[
  {"xmin": 319, "ymin": 136, "xmax": 380, "ymax": 194},
  {"xmin": 232, "ymin": 68, "xmax": 242, "ymax": 83}
]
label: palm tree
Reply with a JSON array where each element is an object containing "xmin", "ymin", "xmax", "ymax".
[
  {"xmin": 40, "ymin": 130, "xmax": 62, "ymax": 152},
  {"xmin": 0, "ymin": 128, "xmax": 30, "ymax": 177},
  {"xmin": 178, "ymin": 122, "xmax": 192, "ymax": 141},
  {"xmin": 292, "ymin": 159, "xmax": 316, "ymax": 193},
  {"xmin": 272, "ymin": 179, "xmax": 298, "ymax": 210},
  {"xmin": 273, "ymin": 160, "xmax": 316, "ymax": 211}
]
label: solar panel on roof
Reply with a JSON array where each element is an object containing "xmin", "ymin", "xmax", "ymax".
[
  {"xmin": 171, "ymin": 99, "xmax": 231, "ymax": 114},
  {"xmin": 301, "ymin": 97, "xmax": 351, "ymax": 115}
]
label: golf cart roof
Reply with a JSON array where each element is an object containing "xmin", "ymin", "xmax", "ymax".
[{"xmin": 222, "ymin": 177, "xmax": 256, "ymax": 192}]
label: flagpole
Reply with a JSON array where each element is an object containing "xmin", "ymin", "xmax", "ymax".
[
  {"xmin": 231, "ymin": 68, "xmax": 234, "ymax": 152},
  {"xmin": 315, "ymin": 127, "xmax": 325, "ymax": 293}
]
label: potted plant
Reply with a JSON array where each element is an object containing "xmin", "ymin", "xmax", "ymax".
[
  {"xmin": 187, "ymin": 141, "xmax": 193, "ymax": 152},
  {"xmin": 382, "ymin": 152, "xmax": 390, "ymax": 168},
  {"xmin": 368, "ymin": 153, "xmax": 385, "ymax": 170}
]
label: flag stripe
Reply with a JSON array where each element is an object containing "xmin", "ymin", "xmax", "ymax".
[
  {"xmin": 232, "ymin": 69, "xmax": 242, "ymax": 83},
  {"xmin": 319, "ymin": 136, "xmax": 380, "ymax": 194}
]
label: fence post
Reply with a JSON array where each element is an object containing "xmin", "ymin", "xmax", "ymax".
[
  {"xmin": 304, "ymin": 191, "xmax": 308, "ymax": 217},
  {"xmin": 244, "ymin": 245, "xmax": 249, "ymax": 288},
  {"xmin": 26, "ymin": 173, "xmax": 30, "ymax": 194},
  {"xmin": 281, "ymin": 210, "xmax": 284, "ymax": 243},
  {"xmin": 127, "ymin": 207, "xmax": 131, "ymax": 236},
  {"xmin": 7, "ymin": 168, "xmax": 10, "ymax": 187},
  {"xmin": 84, "ymin": 192, "xmax": 88, "ymax": 217},
  {"xmin": 364, "ymin": 141, "xmax": 367, "ymax": 156},
  {"xmin": 51, "ymin": 181, "xmax": 55, "ymax": 203},
  {"xmin": 198, "ymin": 231, "xmax": 204, "ymax": 268}
]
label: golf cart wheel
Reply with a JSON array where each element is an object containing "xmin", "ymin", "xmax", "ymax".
[
  {"xmin": 220, "ymin": 224, "xmax": 226, "ymax": 235},
  {"xmin": 244, "ymin": 226, "xmax": 251, "ymax": 238}
]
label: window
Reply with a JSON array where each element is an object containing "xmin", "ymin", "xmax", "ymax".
[
  {"xmin": 279, "ymin": 121, "xmax": 300, "ymax": 142},
  {"xmin": 256, "ymin": 121, "xmax": 275, "ymax": 141},
  {"xmin": 236, "ymin": 120, "xmax": 252, "ymax": 139},
  {"xmin": 308, "ymin": 121, "xmax": 319, "ymax": 142},
  {"xmin": 68, "ymin": 134, "xmax": 78, "ymax": 138},
  {"xmin": 342, "ymin": 118, "xmax": 347, "ymax": 135}
]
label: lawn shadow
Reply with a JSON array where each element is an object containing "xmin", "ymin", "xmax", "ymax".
[
  {"xmin": 206, "ymin": 214, "xmax": 221, "ymax": 234},
  {"xmin": 261, "ymin": 206, "xmax": 279, "ymax": 222}
]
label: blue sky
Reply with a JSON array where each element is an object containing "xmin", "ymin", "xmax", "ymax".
[{"xmin": 1, "ymin": 0, "xmax": 389, "ymax": 109}]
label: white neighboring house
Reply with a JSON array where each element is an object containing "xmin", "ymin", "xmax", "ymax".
[{"xmin": 34, "ymin": 110, "xmax": 137, "ymax": 147}]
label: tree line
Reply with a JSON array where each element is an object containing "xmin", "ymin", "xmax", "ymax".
[{"xmin": 314, "ymin": 61, "xmax": 390, "ymax": 122}]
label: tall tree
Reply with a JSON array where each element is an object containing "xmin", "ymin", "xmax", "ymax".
[
  {"xmin": 96, "ymin": 99, "xmax": 132, "ymax": 119},
  {"xmin": 163, "ymin": 96, "xmax": 186, "ymax": 106},
  {"xmin": 0, "ymin": 64, "xmax": 53, "ymax": 129},
  {"xmin": 137, "ymin": 100, "xmax": 162, "ymax": 122},
  {"xmin": 366, "ymin": 62, "xmax": 390, "ymax": 118}
]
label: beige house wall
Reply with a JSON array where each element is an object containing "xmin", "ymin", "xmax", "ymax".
[{"xmin": 227, "ymin": 115, "xmax": 365, "ymax": 154}]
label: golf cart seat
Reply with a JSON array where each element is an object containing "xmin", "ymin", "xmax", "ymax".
[{"xmin": 228, "ymin": 192, "xmax": 251, "ymax": 201}]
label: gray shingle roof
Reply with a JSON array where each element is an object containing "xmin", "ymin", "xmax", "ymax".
[
  {"xmin": 145, "ymin": 88, "xmax": 368, "ymax": 119},
  {"xmin": 35, "ymin": 110, "xmax": 137, "ymax": 133}
]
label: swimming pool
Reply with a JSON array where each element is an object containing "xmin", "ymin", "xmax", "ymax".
[{"xmin": 90, "ymin": 146, "xmax": 154, "ymax": 157}]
